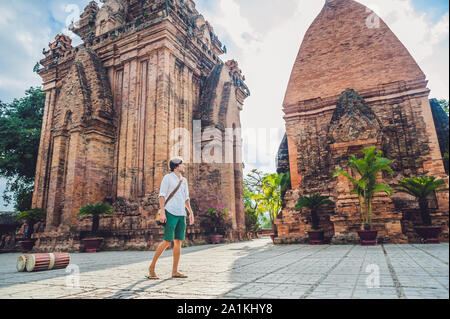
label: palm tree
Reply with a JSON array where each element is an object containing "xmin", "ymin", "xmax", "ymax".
[
  {"xmin": 334, "ymin": 147, "xmax": 393, "ymax": 229},
  {"xmin": 395, "ymin": 176, "xmax": 448, "ymax": 226},
  {"xmin": 295, "ymin": 194, "xmax": 334, "ymax": 231}
]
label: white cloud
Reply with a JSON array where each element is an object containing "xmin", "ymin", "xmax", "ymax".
[{"xmin": 214, "ymin": 0, "xmax": 262, "ymax": 50}]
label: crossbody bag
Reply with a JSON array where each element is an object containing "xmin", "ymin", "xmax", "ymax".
[{"xmin": 156, "ymin": 177, "xmax": 184, "ymax": 226}]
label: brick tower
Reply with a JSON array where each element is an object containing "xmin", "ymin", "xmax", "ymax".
[
  {"xmin": 276, "ymin": 0, "xmax": 449, "ymax": 244},
  {"xmin": 31, "ymin": 0, "xmax": 250, "ymax": 251}
]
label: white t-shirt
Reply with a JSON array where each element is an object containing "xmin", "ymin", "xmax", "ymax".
[{"xmin": 159, "ymin": 173, "xmax": 189, "ymax": 217}]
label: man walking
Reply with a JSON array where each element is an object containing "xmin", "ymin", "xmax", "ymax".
[{"xmin": 147, "ymin": 157, "xmax": 195, "ymax": 279}]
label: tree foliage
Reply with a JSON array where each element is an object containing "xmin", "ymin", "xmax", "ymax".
[
  {"xmin": 243, "ymin": 170, "xmax": 291, "ymax": 234},
  {"xmin": 15, "ymin": 208, "xmax": 46, "ymax": 238},
  {"xmin": 435, "ymin": 99, "xmax": 449, "ymax": 115},
  {"xmin": 78, "ymin": 202, "xmax": 114, "ymax": 234},
  {"xmin": 244, "ymin": 208, "xmax": 260, "ymax": 234},
  {"xmin": 252, "ymin": 173, "xmax": 288, "ymax": 233},
  {"xmin": 16, "ymin": 208, "xmax": 46, "ymax": 223},
  {"xmin": 0, "ymin": 87, "xmax": 45, "ymax": 210},
  {"xmin": 395, "ymin": 176, "xmax": 448, "ymax": 226},
  {"xmin": 259, "ymin": 213, "xmax": 272, "ymax": 229},
  {"xmin": 295, "ymin": 194, "xmax": 334, "ymax": 230},
  {"xmin": 243, "ymin": 169, "xmax": 267, "ymax": 213}
]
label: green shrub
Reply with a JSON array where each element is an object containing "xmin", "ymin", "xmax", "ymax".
[
  {"xmin": 77, "ymin": 202, "xmax": 114, "ymax": 235},
  {"xmin": 16, "ymin": 208, "xmax": 46, "ymax": 238},
  {"xmin": 395, "ymin": 176, "xmax": 448, "ymax": 226}
]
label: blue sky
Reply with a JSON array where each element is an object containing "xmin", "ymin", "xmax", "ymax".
[
  {"xmin": 0, "ymin": 0, "xmax": 448, "ymax": 210},
  {"xmin": 413, "ymin": 0, "xmax": 448, "ymax": 21}
]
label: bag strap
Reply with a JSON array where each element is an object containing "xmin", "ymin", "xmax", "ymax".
[{"xmin": 165, "ymin": 177, "xmax": 184, "ymax": 205}]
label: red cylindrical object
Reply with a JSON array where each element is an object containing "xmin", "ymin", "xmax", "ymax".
[
  {"xmin": 53, "ymin": 253, "xmax": 70, "ymax": 270},
  {"xmin": 26, "ymin": 253, "xmax": 52, "ymax": 272}
]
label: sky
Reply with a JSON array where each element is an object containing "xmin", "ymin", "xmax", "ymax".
[{"xmin": 0, "ymin": 0, "xmax": 449, "ymax": 210}]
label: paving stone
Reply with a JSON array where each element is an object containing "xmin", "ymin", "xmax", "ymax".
[{"xmin": 0, "ymin": 238, "xmax": 448, "ymax": 299}]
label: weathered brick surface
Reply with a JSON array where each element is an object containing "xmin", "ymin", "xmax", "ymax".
[
  {"xmin": 31, "ymin": 0, "xmax": 249, "ymax": 251},
  {"xmin": 276, "ymin": 0, "xmax": 449, "ymax": 244}
]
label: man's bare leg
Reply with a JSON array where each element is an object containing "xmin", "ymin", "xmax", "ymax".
[
  {"xmin": 149, "ymin": 241, "xmax": 171, "ymax": 277},
  {"xmin": 172, "ymin": 239, "xmax": 182, "ymax": 276}
]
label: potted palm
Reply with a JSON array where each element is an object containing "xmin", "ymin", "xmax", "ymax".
[
  {"xmin": 200, "ymin": 205, "xmax": 231, "ymax": 244},
  {"xmin": 16, "ymin": 208, "xmax": 46, "ymax": 252},
  {"xmin": 395, "ymin": 176, "xmax": 448, "ymax": 244},
  {"xmin": 295, "ymin": 194, "xmax": 334, "ymax": 245},
  {"xmin": 334, "ymin": 147, "xmax": 393, "ymax": 246},
  {"xmin": 77, "ymin": 202, "xmax": 114, "ymax": 252}
]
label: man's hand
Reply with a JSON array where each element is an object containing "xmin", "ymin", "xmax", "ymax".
[
  {"xmin": 188, "ymin": 213, "xmax": 195, "ymax": 226},
  {"xmin": 159, "ymin": 211, "xmax": 167, "ymax": 224}
]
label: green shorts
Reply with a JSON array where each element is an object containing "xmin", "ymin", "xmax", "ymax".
[{"xmin": 164, "ymin": 210, "xmax": 186, "ymax": 242}]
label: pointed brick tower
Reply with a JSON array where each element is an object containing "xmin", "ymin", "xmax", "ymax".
[
  {"xmin": 276, "ymin": 0, "xmax": 448, "ymax": 244},
  {"xmin": 31, "ymin": 0, "xmax": 250, "ymax": 251}
]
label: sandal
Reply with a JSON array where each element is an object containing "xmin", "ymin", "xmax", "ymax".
[
  {"xmin": 146, "ymin": 273, "xmax": 160, "ymax": 280},
  {"xmin": 172, "ymin": 272, "xmax": 188, "ymax": 279}
]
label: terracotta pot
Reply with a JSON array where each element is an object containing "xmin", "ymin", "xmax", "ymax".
[
  {"xmin": 82, "ymin": 238, "xmax": 104, "ymax": 253},
  {"xmin": 414, "ymin": 226, "xmax": 441, "ymax": 244},
  {"xmin": 19, "ymin": 239, "xmax": 36, "ymax": 253},
  {"xmin": 357, "ymin": 230, "xmax": 378, "ymax": 246},
  {"xmin": 307, "ymin": 230, "xmax": 325, "ymax": 245},
  {"xmin": 208, "ymin": 235, "xmax": 223, "ymax": 244}
]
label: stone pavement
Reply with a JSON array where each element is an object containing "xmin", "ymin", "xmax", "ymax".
[{"xmin": 0, "ymin": 238, "xmax": 448, "ymax": 299}]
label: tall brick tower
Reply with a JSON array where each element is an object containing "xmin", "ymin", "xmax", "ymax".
[
  {"xmin": 32, "ymin": 0, "xmax": 250, "ymax": 251},
  {"xmin": 276, "ymin": 0, "xmax": 449, "ymax": 244}
]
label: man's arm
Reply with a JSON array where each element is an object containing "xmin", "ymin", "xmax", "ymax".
[
  {"xmin": 185, "ymin": 200, "xmax": 194, "ymax": 216},
  {"xmin": 185, "ymin": 200, "xmax": 195, "ymax": 225},
  {"xmin": 184, "ymin": 179, "xmax": 194, "ymax": 223},
  {"xmin": 158, "ymin": 175, "xmax": 169, "ymax": 222},
  {"xmin": 159, "ymin": 196, "xmax": 166, "ymax": 212}
]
